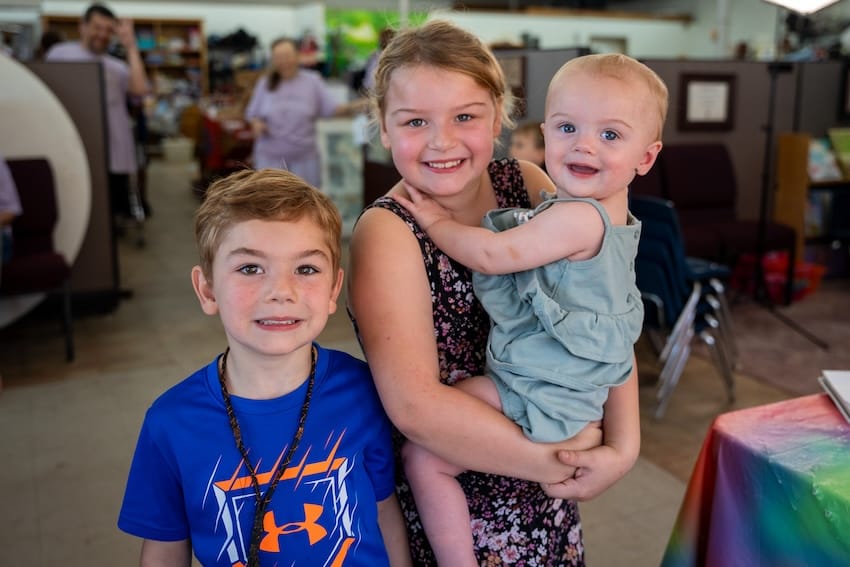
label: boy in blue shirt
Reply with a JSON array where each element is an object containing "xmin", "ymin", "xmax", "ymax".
[{"xmin": 118, "ymin": 168, "xmax": 410, "ymax": 566}]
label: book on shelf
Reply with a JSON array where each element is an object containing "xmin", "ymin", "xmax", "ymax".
[
  {"xmin": 827, "ymin": 128, "xmax": 850, "ymax": 178},
  {"xmin": 808, "ymin": 137, "xmax": 843, "ymax": 182},
  {"xmin": 818, "ymin": 369, "xmax": 850, "ymax": 424},
  {"xmin": 805, "ymin": 191, "xmax": 833, "ymax": 237}
]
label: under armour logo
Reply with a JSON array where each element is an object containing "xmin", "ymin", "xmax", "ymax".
[{"xmin": 260, "ymin": 504, "xmax": 328, "ymax": 552}]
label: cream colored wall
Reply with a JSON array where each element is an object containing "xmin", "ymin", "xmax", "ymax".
[
  {"xmin": 32, "ymin": 0, "xmax": 785, "ymax": 60},
  {"xmin": 442, "ymin": 1, "xmax": 782, "ymax": 59}
]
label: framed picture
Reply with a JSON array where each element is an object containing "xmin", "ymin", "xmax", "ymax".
[
  {"xmin": 677, "ymin": 73, "xmax": 736, "ymax": 132},
  {"xmin": 496, "ymin": 54, "xmax": 527, "ymax": 118}
]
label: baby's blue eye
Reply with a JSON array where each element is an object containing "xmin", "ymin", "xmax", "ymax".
[
  {"xmin": 457, "ymin": 113, "xmax": 473, "ymax": 122},
  {"xmin": 558, "ymin": 123, "xmax": 575, "ymax": 134},
  {"xmin": 407, "ymin": 118, "xmax": 425, "ymax": 127},
  {"xmin": 602, "ymin": 130, "xmax": 619, "ymax": 141}
]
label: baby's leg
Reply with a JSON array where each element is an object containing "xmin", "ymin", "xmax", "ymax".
[{"xmin": 402, "ymin": 375, "xmax": 501, "ymax": 567}]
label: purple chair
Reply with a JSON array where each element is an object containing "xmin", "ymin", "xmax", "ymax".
[
  {"xmin": 659, "ymin": 143, "xmax": 796, "ymax": 305},
  {"xmin": 0, "ymin": 158, "xmax": 74, "ymax": 361}
]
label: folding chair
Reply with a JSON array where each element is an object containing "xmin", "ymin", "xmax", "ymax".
[
  {"xmin": 631, "ymin": 195, "xmax": 738, "ymax": 365},
  {"xmin": 634, "ymin": 203, "xmax": 735, "ymax": 419}
]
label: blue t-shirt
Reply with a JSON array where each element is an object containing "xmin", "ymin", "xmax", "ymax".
[{"xmin": 118, "ymin": 345, "xmax": 395, "ymax": 566}]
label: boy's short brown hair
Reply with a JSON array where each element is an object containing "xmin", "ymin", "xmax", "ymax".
[{"xmin": 194, "ymin": 168, "xmax": 342, "ymax": 280}]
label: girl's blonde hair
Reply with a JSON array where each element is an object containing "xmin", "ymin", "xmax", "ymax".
[{"xmin": 369, "ymin": 19, "xmax": 515, "ymax": 130}]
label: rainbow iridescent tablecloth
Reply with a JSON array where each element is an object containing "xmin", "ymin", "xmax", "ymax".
[{"xmin": 661, "ymin": 394, "xmax": 850, "ymax": 566}]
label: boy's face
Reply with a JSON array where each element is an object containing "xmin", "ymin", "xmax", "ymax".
[
  {"xmin": 380, "ymin": 65, "xmax": 502, "ymax": 199},
  {"xmin": 191, "ymin": 217, "xmax": 343, "ymax": 362},
  {"xmin": 542, "ymin": 70, "xmax": 661, "ymax": 203},
  {"xmin": 509, "ymin": 130, "xmax": 545, "ymax": 167}
]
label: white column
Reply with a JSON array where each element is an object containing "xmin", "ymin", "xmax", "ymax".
[{"xmin": 399, "ymin": 0, "xmax": 409, "ymax": 28}]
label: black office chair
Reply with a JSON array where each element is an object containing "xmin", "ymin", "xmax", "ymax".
[{"xmin": 661, "ymin": 143, "xmax": 797, "ymax": 305}]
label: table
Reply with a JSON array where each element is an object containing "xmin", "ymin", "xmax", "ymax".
[{"xmin": 661, "ymin": 394, "xmax": 850, "ymax": 566}]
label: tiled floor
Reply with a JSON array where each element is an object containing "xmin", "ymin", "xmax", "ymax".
[{"xmin": 0, "ymin": 160, "xmax": 793, "ymax": 566}]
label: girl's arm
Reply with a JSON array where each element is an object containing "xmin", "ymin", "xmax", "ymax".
[
  {"xmin": 139, "ymin": 539, "xmax": 192, "ymax": 567},
  {"xmin": 542, "ymin": 355, "xmax": 641, "ymax": 501},
  {"xmin": 394, "ymin": 185, "xmax": 603, "ymax": 275},
  {"xmin": 348, "ymin": 206, "xmax": 601, "ymax": 485},
  {"xmin": 377, "ymin": 494, "xmax": 412, "ymax": 566}
]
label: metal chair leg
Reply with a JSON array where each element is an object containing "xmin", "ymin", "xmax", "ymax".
[
  {"xmin": 61, "ymin": 280, "xmax": 75, "ymax": 362},
  {"xmin": 655, "ymin": 340, "xmax": 691, "ymax": 420},
  {"xmin": 699, "ymin": 329, "xmax": 735, "ymax": 403},
  {"xmin": 701, "ymin": 311, "xmax": 734, "ymax": 377},
  {"xmin": 657, "ymin": 323, "xmax": 692, "ymax": 391},
  {"xmin": 705, "ymin": 280, "xmax": 738, "ymax": 364}
]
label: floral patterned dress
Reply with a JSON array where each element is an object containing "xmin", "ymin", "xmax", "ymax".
[{"xmin": 354, "ymin": 158, "xmax": 585, "ymax": 566}]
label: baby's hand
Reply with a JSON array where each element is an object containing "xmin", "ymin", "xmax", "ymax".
[{"xmin": 392, "ymin": 183, "xmax": 452, "ymax": 231}]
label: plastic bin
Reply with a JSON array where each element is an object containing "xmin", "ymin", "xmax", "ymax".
[{"xmin": 731, "ymin": 251, "xmax": 826, "ymax": 303}]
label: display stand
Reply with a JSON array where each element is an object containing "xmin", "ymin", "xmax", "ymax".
[{"xmin": 754, "ymin": 62, "xmax": 828, "ymax": 350}]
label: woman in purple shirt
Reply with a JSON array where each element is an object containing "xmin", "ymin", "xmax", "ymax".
[
  {"xmin": 0, "ymin": 154, "xmax": 22, "ymax": 271},
  {"xmin": 245, "ymin": 37, "xmax": 364, "ymax": 188}
]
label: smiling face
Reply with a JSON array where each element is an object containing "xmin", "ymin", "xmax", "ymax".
[
  {"xmin": 192, "ymin": 217, "xmax": 343, "ymax": 364},
  {"xmin": 79, "ymin": 12, "xmax": 115, "ymax": 55},
  {"xmin": 379, "ymin": 65, "xmax": 502, "ymax": 198},
  {"xmin": 542, "ymin": 69, "xmax": 662, "ymax": 205}
]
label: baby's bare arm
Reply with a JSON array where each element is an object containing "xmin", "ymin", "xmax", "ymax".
[{"xmin": 395, "ymin": 185, "xmax": 603, "ymax": 274}]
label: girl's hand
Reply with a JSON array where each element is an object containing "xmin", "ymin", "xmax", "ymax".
[
  {"xmin": 540, "ymin": 442, "xmax": 639, "ymax": 501},
  {"xmin": 392, "ymin": 183, "xmax": 452, "ymax": 231},
  {"xmin": 534, "ymin": 421, "xmax": 601, "ymax": 489}
]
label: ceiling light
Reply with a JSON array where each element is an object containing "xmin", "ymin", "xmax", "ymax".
[{"xmin": 762, "ymin": 0, "xmax": 840, "ymax": 14}]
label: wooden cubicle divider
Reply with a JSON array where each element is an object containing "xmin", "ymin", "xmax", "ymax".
[{"xmin": 774, "ymin": 132, "xmax": 811, "ymax": 261}]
